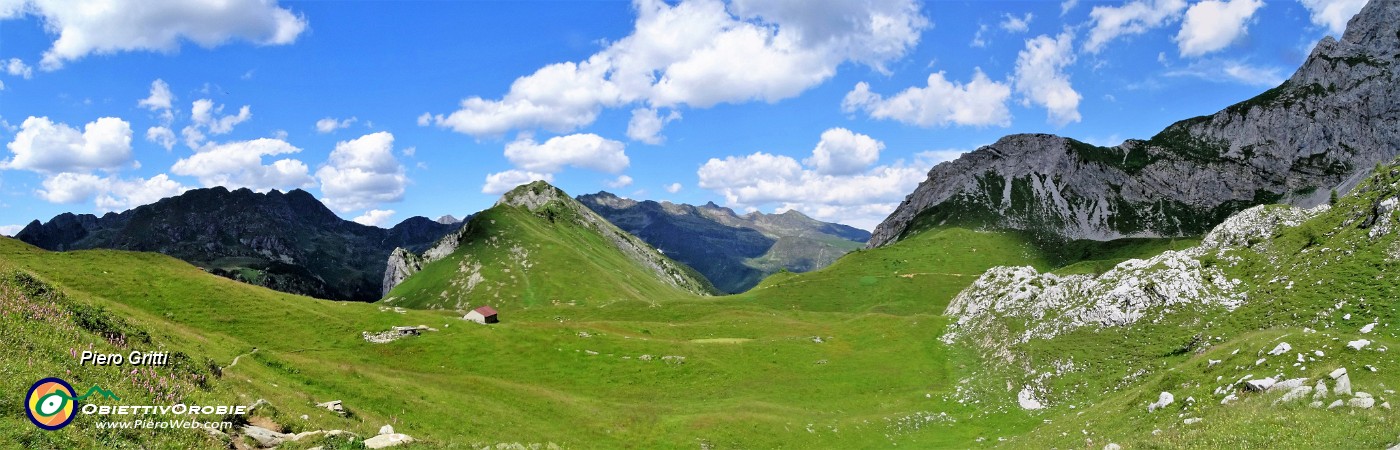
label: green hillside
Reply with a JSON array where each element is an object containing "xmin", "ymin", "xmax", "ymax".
[
  {"xmin": 385, "ymin": 181, "xmax": 715, "ymax": 310},
  {"xmin": 7, "ymin": 163, "xmax": 1394, "ymax": 448}
]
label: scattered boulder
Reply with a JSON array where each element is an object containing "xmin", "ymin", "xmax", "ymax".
[
  {"xmin": 379, "ymin": 424, "xmax": 395, "ymax": 435},
  {"xmin": 1329, "ymin": 368, "xmax": 1348, "ymax": 379},
  {"xmin": 1336, "ymin": 374, "xmax": 1353, "ymax": 397},
  {"xmin": 1309, "ymin": 401, "xmax": 1324, "ymax": 408},
  {"xmin": 1362, "ymin": 323, "xmax": 1377, "ymax": 334},
  {"xmin": 1245, "ymin": 378, "xmax": 1277, "ymax": 391},
  {"xmin": 1313, "ymin": 381, "xmax": 1329, "ymax": 399},
  {"xmin": 1269, "ymin": 378, "xmax": 1308, "ymax": 392},
  {"xmin": 1148, "ymin": 392, "xmax": 1174, "ymax": 412},
  {"xmin": 1017, "ymin": 387, "xmax": 1044, "ymax": 410},
  {"xmin": 241, "ymin": 425, "xmax": 288, "ymax": 447},
  {"xmin": 1104, "ymin": 444, "xmax": 1122, "ymax": 450},
  {"xmin": 1348, "ymin": 339, "xmax": 1371, "ymax": 350},
  {"xmin": 1208, "ymin": 359, "xmax": 1221, "ymax": 368},
  {"xmin": 1276, "ymin": 386, "xmax": 1313, "ymax": 404},
  {"xmin": 1184, "ymin": 418, "xmax": 1202, "ymax": 425},
  {"xmin": 316, "ymin": 400, "xmax": 347, "ymax": 416},
  {"xmin": 364, "ymin": 433, "xmax": 415, "ymax": 449},
  {"xmin": 1328, "ymin": 399, "xmax": 1345, "ymax": 409},
  {"xmin": 1350, "ymin": 396, "xmax": 1376, "ymax": 409},
  {"xmin": 1268, "ymin": 342, "xmax": 1292, "ymax": 355},
  {"xmin": 1221, "ymin": 394, "xmax": 1238, "ymax": 405}
]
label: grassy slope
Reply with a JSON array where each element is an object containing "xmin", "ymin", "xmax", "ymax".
[
  {"xmin": 964, "ymin": 165, "xmax": 1400, "ymax": 449},
  {"xmin": 0, "ymin": 215, "xmax": 1198, "ymax": 449},
  {"xmin": 386, "ymin": 201, "xmax": 706, "ymax": 311}
]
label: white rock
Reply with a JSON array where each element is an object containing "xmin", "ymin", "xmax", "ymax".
[
  {"xmin": 1245, "ymin": 378, "xmax": 1277, "ymax": 391},
  {"xmin": 1017, "ymin": 387, "xmax": 1045, "ymax": 410},
  {"xmin": 1383, "ymin": 402, "xmax": 1392, "ymax": 410},
  {"xmin": 1344, "ymin": 313, "xmax": 1352, "ymax": 320},
  {"xmin": 1268, "ymin": 342, "xmax": 1292, "ymax": 355},
  {"xmin": 1221, "ymin": 394, "xmax": 1238, "ymax": 405},
  {"xmin": 1314, "ymin": 381, "xmax": 1329, "ymax": 399},
  {"xmin": 1362, "ymin": 323, "xmax": 1377, "ymax": 334},
  {"xmin": 1309, "ymin": 401, "xmax": 1324, "ymax": 408},
  {"xmin": 364, "ymin": 433, "xmax": 414, "ymax": 449},
  {"xmin": 1255, "ymin": 358, "xmax": 1267, "ymax": 366},
  {"xmin": 1314, "ymin": 350, "xmax": 1325, "ymax": 357},
  {"xmin": 1208, "ymin": 359, "xmax": 1222, "ymax": 367},
  {"xmin": 1336, "ymin": 374, "xmax": 1353, "ymax": 396},
  {"xmin": 378, "ymin": 424, "xmax": 394, "ymax": 435},
  {"xmin": 1350, "ymin": 397, "xmax": 1376, "ymax": 409},
  {"xmin": 1276, "ymin": 386, "xmax": 1313, "ymax": 404},
  {"xmin": 1329, "ymin": 368, "xmax": 1348, "ymax": 379},
  {"xmin": 1148, "ymin": 391, "xmax": 1175, "ymax": 412},
  {"xmin": 1184, "ymin": 418, "xmax": 1203, "ymax": 425},
  {"xmin": 1269, "ymin": 378, "xmax": 1308, "ymax": 392},
  {"xmin": 1348, "ymin": 339, "xmax": 1371, "ymax": 350},
  {"xmin": 1356, "ymin": 392, "xmax": 1372, "ymax": 398},
  {"xmin": 1104, "ymin": 444, "xmax": 1122, "ymax": 450},
  {"xmin": 1328, "ymin": 399, "xmax": 1344, "ymax": 409}
]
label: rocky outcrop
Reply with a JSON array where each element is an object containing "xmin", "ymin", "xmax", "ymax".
[
  {"xmin": 381, "ymin": 248, "xmax": 423, "ymax": 296},
  {"xmin": 869, "ymin": 0, "xmax": 1400, "ymax": 247},
  {"xmin": 15, "ymin": 187, "xmax": 459, "ymax": 301},
  {"xmin": 942, "ymin": 201, "xmax": 1331, "ymax": 357},
  {"xmin": 577, "ymin": 191, "xmax": 869, "ymax": 293}
]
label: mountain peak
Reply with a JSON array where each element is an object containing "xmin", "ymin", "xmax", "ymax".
[
  {"xmin": 867, "ymin": 1, "xmax": 1400, "ymax": 249},
  {"xmin": 498, "ymin": 180, "xmax": 570, "ymax": 211}
]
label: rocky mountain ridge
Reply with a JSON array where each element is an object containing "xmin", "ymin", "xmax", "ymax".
[
  {"xmin": 577, "ymin": 192, "xmax": 869, "ymax": 293},
  {"xmin": 868, "ymin": 0, "xmax": 1400, "ymax": 247},
  {"xmin": 15, "ymin": 187, "xmax": 457, "ymax": 301}
]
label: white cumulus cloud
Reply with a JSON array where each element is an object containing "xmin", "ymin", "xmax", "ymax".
[
  {"xmin": 665, "ymin": 182, "xmax": 682, "ymax": 193},
  {"xmin": 171, "ymin": 137, "xmax": 314, "ymax": 192},
  {"xmin": 1299, "ymin": 0, "xmax": 1366, "ymax": 36},
  {"xmin": 626, "ymin": 108, "xmax": 681, "ymax": 145},
  {"xmin": 606, "ymin": 175, "xmax": 634, "ymax": 189},
  {"xmin": 482, "ymin": 169, "xmax": 553, "ymax": 195},
  {"xmin": 146, "ymin": 126, "xmax": 176, "ymax": 150},
  {"xmin": 1175, "ymin": 0, "xmax": 1264, "ymax": 57},
  {"xmin": 696, "ymin": 127, "xmax": 928, "ymax": 230},
  {"xmin": 315, "ymin": 116, "xmax": 358, "ymax": 134},
  {"xmin": 5, "ymin": 58, "xmax": 32, "ymax": 79},
  {"xmin": 1014, "ymin": 32, "xmax": 1082, "ymax": 126},
  {"xmin": 3, "ymin": 116, "xmax": 133, "ymax": 174},
  {"xmin": 190, "ymin": 99, "xmax": 251, "ymax": 135},
  {"xmin": 804, "ymin": 128, "xmax": 884, "ymax": 176},
  {"xmin": 843, "ymin": 69, "xmax": 1013, "ymax": 128},
  {"xmin": 35, "ymin": 172, "xmax": 186, "ymax": 211},
  {"xmin": 1084, "ymin": 0, "xmax": 1187, "ymax": 53},
  {"xmin": 504, "ymin": 133, "xmax": 629, "ymax": 174},
  {"xmin": 138, "ymin": 79, "xmax": 174, "ymax": 111},
  {"xmin": 352, "ymin": 209, "xmax": 396, "ymax": 227},
  {"xmin": 4, "ymin": 0, "xmax": 306, "ymax": 70},
  {"xmin": 1001, "ymin": 13, "xmax": 1033, "ymax": 33},
  {"xmin": 315, "ymin": 131, "xmax": 407, "ymax": 213},
  {"xmin": 432, "ymin": 0, "xmax": 927, "ymax": 137}
]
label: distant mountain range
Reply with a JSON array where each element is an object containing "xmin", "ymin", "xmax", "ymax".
[
  {"xmin": 869, "ymin": 3, "xmax": 1400, "ymax": 247},
  {"xmin": 14, "ymin": 187, "xmax": 458, "ymax": 301},
  {"xmin": 577, "ymin": 192, "xmax": 869, "ymax": 293}
]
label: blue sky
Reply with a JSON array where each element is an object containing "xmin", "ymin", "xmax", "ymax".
[{"xmin": 0, "ymin": 0, "xmax": 1368, "ymax": 232}]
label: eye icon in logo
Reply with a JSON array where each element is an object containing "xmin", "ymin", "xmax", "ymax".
[{"xmin": 26, "ymin": 378, "xmax": 77, "ymax": 431}]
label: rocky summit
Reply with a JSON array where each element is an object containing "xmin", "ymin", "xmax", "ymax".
[
  {"xmin": 15, "ymin": 187, "xmax": 457, "ymax": 301},
  {"xmin": 577, "ymin": 192, "xmax": 869, "ymax": 293},
  {"xmin": 869, "ymin": 0, "xmax": 1400, "ymax": 248}
]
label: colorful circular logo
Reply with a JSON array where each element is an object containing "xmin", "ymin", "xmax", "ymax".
[{"xmin": 26, "ymin": 378, "xmax": 77, "ymax": 431}]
